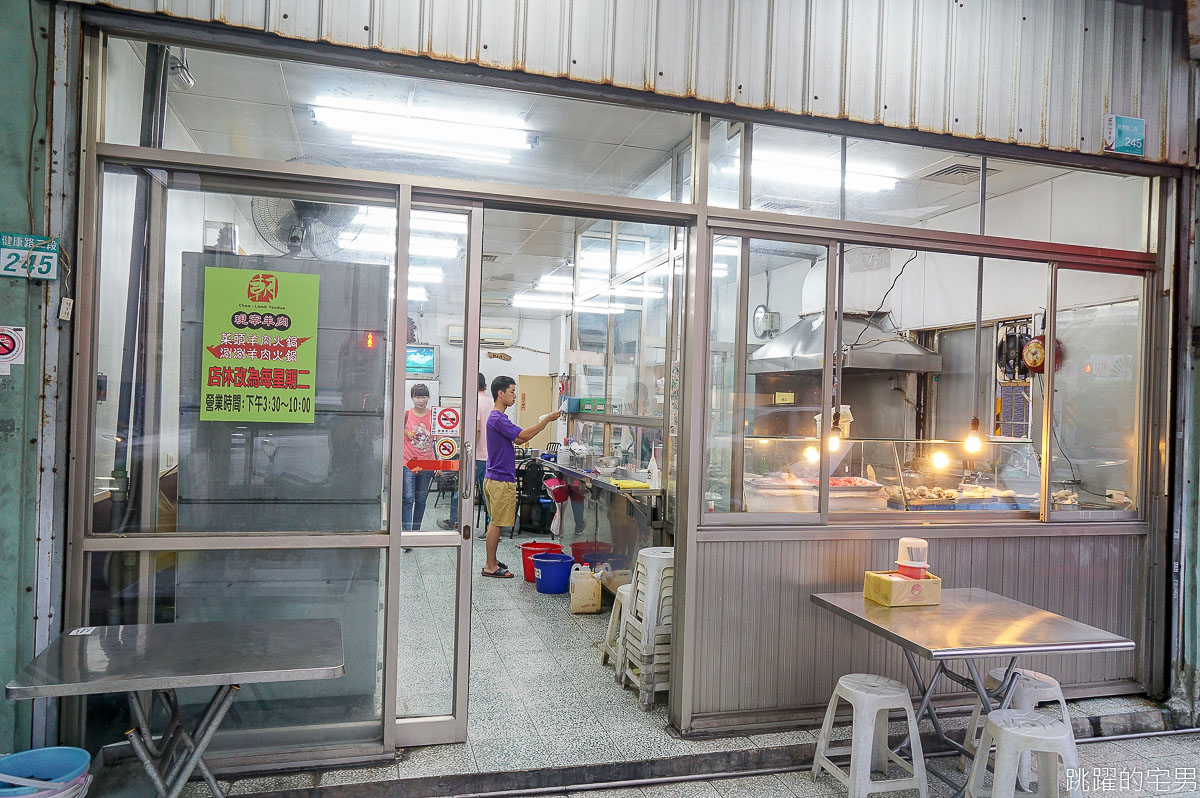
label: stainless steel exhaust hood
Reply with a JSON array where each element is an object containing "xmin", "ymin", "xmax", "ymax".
[{"xmin": 748, "ymin": 312, "xmax": 942, "ymax": 374}]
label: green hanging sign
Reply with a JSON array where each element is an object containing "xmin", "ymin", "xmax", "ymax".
[{"xmin": 200, "ymin": 267, "xmax": 320, "ymax": 423}]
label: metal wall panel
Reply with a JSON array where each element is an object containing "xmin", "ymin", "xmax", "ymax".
[
  {"xmin": 690, "ymin": 535, "xmax": 1145, "ymax": 717},
  {"xmin": 73, "ymin": 0, "xmax": 1195, "ymax": 164}
]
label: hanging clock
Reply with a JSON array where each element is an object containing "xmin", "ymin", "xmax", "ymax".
[
  {"xmin": 1022, "ymin": 334, "xmax": 1064, "ymax": 373},
  {"xmin": 752, "ymin": 305, "xmax": 780, "ymax": 339}
]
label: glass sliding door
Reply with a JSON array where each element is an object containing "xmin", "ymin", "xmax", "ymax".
[{"xmin": 392, "ymin": 197, "xmax": 483, "ymax": 746}]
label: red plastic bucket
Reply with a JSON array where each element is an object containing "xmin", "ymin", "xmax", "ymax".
[
  {"xmin": 518, "ymin": 542, "xmax": 563, "ymax": 582},
  {"xmin": 569, "ymin": 541, "xmax": 613, "ymax": 566}
]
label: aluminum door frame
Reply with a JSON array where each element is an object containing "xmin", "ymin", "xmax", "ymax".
[{"xmin": 391, "ymin": 193, "xmax": 484, "ymax": 747}]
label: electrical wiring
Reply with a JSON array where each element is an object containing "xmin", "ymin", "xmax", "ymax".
[
  {"xmin": 27, "ymin": 0, "xmax": 41, "ymax": 235},
  {"xmin": 846, "ymin": 250, "xmax": 918, "ymax": 351}
]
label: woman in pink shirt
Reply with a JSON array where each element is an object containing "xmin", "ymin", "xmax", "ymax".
[{"xmin": 402, "ymin": 383, "xmax": 435, "ymax": 530}]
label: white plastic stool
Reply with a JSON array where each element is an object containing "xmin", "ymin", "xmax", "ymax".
[
  {"xmin": 966, "ymin": 710, "xmax": 1081, "ymax": 798},
  {"xmin": 963, "ymin": 668, "xmax": 1069, "ymax": 785},
  {"xmin": 630, "ymin": 547, "xmax": 674, "ymax": 640},
  {"xmin": 602, "ymin": 583, "xmax": 632, "ymax": 669},
  {"xmin": 813, "ymin": 674, "xmax": 928, "ymax": 798}
]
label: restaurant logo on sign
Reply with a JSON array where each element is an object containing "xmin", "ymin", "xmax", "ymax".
[{"xmin": 200, "ymin": 267, "xmax": 319, "ymax": 423}]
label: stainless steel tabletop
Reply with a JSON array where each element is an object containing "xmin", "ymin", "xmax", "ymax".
[
  {"xmin": 6, "ymin": 619, "xmax": 345, "ymax": 699},
  {"xmin": 811, "ymin": 588, "xmax": 1134, "ymax": 660},
  {"xmin": 540, "ymin": 460, "xmax": 664, "ymax": 499}
]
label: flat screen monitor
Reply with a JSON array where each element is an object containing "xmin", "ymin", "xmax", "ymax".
[{"xmin": 406, "ymin": 344, "xmax": 439, "ymax": 378}]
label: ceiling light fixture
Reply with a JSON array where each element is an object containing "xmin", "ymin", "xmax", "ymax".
[
  {"xmin": 351, "ymin": 135, "xmax": 512, "ymax": 164},
  {"xmin": 408, "ymin": 286, "xmax": 429, "ymax": 302}
]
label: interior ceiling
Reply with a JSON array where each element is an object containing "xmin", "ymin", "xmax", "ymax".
[{"xmin": 154, "ymin": 41, "xmax": 1085, "ymax": 323}]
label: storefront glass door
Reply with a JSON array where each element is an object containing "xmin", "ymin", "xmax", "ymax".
[
  {"xmin": 392, "ymin": 197, "xmax": 483, "ymax": 746},
  {"xmin": 77, "ymin": 170, "xmax": 484, "ymax": 755}
]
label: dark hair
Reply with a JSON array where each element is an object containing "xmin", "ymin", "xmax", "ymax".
[
  {"xmin": 410, "ymin": 383, "xmax": 430, "ymax": 398},
  {"xmin": 478, "ymin": 372, "xmax": 487, "ymax": 392},
  {"xmin": 491, "ymin": 375, "xmax": 515, "ymax": 401}
]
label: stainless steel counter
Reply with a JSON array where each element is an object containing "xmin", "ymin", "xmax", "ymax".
[{"xmin": 539, "ymin": 459, "xmax": 664, "ymax": 500}]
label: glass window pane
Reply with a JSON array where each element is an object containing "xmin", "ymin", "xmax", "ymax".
[
  {"xmin": 707, "ymin": 236, "xmax": 828, "ymax": 516},
  {"xmin": 92, "ymin": 168, "xmax": 395, "ymax": 535},
  {"xmin": 398, "ymin": 547, "xmax": 459, "ymax": 718},
  {"xmin": 986, "ymin": 161, "xmax": 1150, "ymax": 251},
  {"xmin": 1051, "ymin": 270, "xmax": 1144, "ymax": 511},
  {"xmin": 707, "ymin": 119, "xmax": 742, "ymax": 209},
  {"xmin": 746, "ymin": 126, "xmax": 843, "ymax": 218},
  {"xmin": 844, "ymin": 139, "xmax": 982, "ymax": 232},
  {"xmin": 84, "ymin": 548, "xmax": 385, "ymax": 752},
  {"xmin": 704, "ymin": 236, "xmax": 740, "ymax": 513},
  {"xmin": 103, "ymin": 38, "xmax": 693, "ymax": 200}
]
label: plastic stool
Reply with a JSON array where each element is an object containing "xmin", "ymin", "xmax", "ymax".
[
  {"xmin": 966, "ymin": 709, "xmax": 1081, "ymax": 798},
  {"xmin": 963, "ymin": 668, "xmax": 1069, "ymax": 786},
  {"xmin": 603, "ymin": 583, "xmax": 632, "ymax": 669},
  {"xmin": 813, "ymin": 674, "xmax": 928, "ymax": 798}
]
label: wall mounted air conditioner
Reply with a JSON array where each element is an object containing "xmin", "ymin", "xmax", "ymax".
[{"xmin": 448, "ymin": 325, "xmax": 513, "ymax": 349}]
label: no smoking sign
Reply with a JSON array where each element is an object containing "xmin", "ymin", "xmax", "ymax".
[
  {"xmin": 0, "ymin": 326, "xmax": 25, "ymax": 375},
  {"xmin": 431, "ymin": 406, "xmax": 461, "ymax": 435},
  {"xmin": 436, "ymin": 438, "xmax": 458, "ymax": 459}
]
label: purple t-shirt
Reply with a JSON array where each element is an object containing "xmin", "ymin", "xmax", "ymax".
[{"xmin": 485, "ymin": 410, "xmax": 522, "ymax": 483}]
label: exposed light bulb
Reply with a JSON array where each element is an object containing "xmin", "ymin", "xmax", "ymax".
[
  {"xmin": 931, "ymin": 450, "xmax": 950, "ymax": 469},
  {"xmin": 828, "ymin": 425, "xmax": 842, "ymax": 452},
  {"xmin": 803, "ymin": 446, "xmax": 819, "ymax": 464},
  {"xmin": 964, "ymin": 431, "xmax": 982, "ymax": 454}
]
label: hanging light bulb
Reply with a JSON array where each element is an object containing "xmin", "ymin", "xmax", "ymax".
[
  {"xmin": 931, "ymin": 450, "xmax": 950, "ymax": 469},
  {"xmin": 829, "ymin": 410, "xmax": 843, "ymax": 452},
  {"xmin": 803, "ymin": 446, "xmax": 819, "ymax": 464},
  {"xmin": 964, "ymin": 417, "xmax": 982, "ymax": 454}
]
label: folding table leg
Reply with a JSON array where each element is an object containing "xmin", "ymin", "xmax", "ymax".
[{"xmin": 125, "ymin": 684, "xmax": 238, "ymax": 798}]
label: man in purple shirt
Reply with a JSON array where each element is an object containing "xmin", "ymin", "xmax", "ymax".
[{"xmin": 482, "ymin": 375, "xmax": 561, "ymax": 578}]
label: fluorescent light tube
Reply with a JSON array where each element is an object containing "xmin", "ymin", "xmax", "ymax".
[
  {"xmin": 408, "ymin": 266, "xmax": 444, "ymax": 284},
  {"xmin": 317, "ymin": 106, "xmax": 532, "ymax": 150},
  {"xmin": 408, "ymin": 286, "xmax": 429, "ymax": 302},
  {"xmin": 352, "ymin": 135, "xmax": 512, "ymax": 164}
]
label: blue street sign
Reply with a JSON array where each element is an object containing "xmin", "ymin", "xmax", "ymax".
[{"xmin": 1103, "ymin": 114, "xmax": 1145, "ymax": 157}]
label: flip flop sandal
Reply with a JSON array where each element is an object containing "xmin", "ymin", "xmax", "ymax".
[{"xmin": 481, "ymin": 567, "xmax": 514, "ymax": 579}]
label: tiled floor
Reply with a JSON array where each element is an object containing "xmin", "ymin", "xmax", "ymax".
[
  {"xmin": 459, "ymin": 733, "xmax": 1200, "ymax": 798},
  {"xmin": 395, "ymin": 529, "xmax": 698, "ymax": 774}
]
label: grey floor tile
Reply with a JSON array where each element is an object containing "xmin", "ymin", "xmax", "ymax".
[
  {"xmin": 226, "ymin": 773, "xmax": 318, "ymax": 795},
  {"xmin": 316, "ymin": 764, "xmax": 400, "ymax": 786},
  {"xmin": 398, "ymin": 742, "xmax": 478, "ymax": 777},
  {"xmin": 775, "ymin": 769, "xmax": 848, "ymax": 798},
  {"xmin": 181, "ymin": 781, "xmax": 234, "ymax": 798},
  {"xmin": 748, "ymin": 730, "xmax": 818, "ymax": 747},
  {"xmin": 710, "ymin": 774, "xmax": 796, "ymax": 798},
  {"xmin": 640, "ymin": 781, "xmax": 723, "ymax": 797},
  {"xmin": 680, "ymin": 735, "xmax": 755, "ymax": 753},
  {"xmin": 540, "ymin": 734, "xmax": 626, "ymax": 767},
  {"xmin": 470, "ymin": 737, "xmax": 553, "ymax": 772}
]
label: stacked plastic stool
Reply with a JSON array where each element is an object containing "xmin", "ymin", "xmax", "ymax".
[
  {"xmin": 813, "ymin": 673, "xmax": 928, "ymax": 798},
  {"xmin": 601, "ymin": 583, "xmax": 632, "ymax": 668},
  {"xmin": 619, "ymin": 546, "xmax": 674, "ymax": 709},
  {"xmin": 966, "ymin": 709, "xmax": 1082, "ymax": 798},
  {"xmin": 962, "ymin": 667, "xmax": 1070, "ymax": 789}
]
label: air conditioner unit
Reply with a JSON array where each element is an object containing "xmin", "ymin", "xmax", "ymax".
[{"xmin": 448, "ymin": 325, "xmax": 514, "ymax": 349}]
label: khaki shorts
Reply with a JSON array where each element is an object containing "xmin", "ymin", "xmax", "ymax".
[{"xmin": 483, "ymin": 479, "xmax": 517, "ymax": 528}]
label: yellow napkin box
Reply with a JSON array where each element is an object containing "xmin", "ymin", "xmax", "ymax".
[{"xmin": 863, "ymin": 570, "xmax": 941, "ymax": 607}]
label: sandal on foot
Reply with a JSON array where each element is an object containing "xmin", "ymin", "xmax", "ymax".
[{"xmin": 481, "ymin": 567, "xmax": 514, "ymax": 579}]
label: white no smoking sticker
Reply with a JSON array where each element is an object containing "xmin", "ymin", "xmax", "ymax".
[
  {"xmin": 432, "ymin": 406, "xmax": 461, "ymax": 435},
  {"xmin": 0, "ymin": 326, "xmax": 25, "ymax": 375}
]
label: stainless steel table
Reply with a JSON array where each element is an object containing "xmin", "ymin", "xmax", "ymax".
[
  {"xmin": 6, "ymin": 619, "xmax": 345, "ymax": 798},
  {"xmin": 811, "ymin": 589, "xmax": 1134, "ymax": 795}
]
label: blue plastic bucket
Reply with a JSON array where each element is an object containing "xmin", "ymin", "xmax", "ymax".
[
  {"xmin": 531, "ymin": 552, "xmax": 574, "ymax": 594},
  {"xmin": 0, "ymin": 747, "xmax": 90, "ymax": 797}
]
